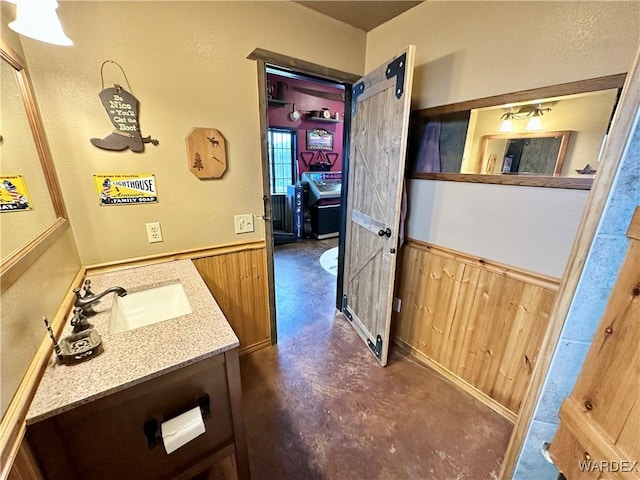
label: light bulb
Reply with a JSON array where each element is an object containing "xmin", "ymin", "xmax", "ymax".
[
  {"xmin": 525, "ymin": 115, "xmax": 542, "ymax": 131},
  {"xmin": 499, "ymin": 119, "xmax": 513, "ymax": 133},
  {"xmin": 9, "ymin": 0, "xmax": 73, "ymax": 46}
]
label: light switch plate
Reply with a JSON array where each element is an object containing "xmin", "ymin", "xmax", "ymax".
[
  {"xmin": 393, "ymin": 297, "xmax": 402, "ymax": 312},
  {"xmin": 234, "ymin": 214, "xmax": 254, "ymax": 234}
]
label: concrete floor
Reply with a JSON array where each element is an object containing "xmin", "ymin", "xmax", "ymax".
[{"xmin": 239, "ymin": 238, "xmax": 513, "ymax": 480}]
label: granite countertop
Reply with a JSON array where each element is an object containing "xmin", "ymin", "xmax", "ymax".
[{"xmin": 27, "ymin": 259, "xmax": 239, "ymax": 424}]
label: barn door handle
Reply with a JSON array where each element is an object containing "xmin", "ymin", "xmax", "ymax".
[
  {"xmin": 262, "ymin": 195, "xmax": 271, "ymax": 221},
  {"xmin": 378, "ymin": 228, "xmax": 391, "ymax": 238}
]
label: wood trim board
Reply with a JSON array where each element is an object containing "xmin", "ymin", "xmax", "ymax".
[
  {"xmin": 247, "ymin": 48, "xmax": 361, "ymax": 83},
  {"xmin": 405, "ymin": 240, "xmax": 560, "ymax": 290},
  {"xmin": 0, "ymin": 219, "xmax": 69, "ymax": 294},
  {"xmin": 255, "ymin": 58, "xmax": 278, "ymax": 346},
  {"xmin": 86, "ymin": 240, "xmax": 266, "ymax": 274},
  {"xmin": 410, "ymin": 173, "xmax": 593, "ymax": 190},
  {"xmin": 412, "ymin": 74, "xmax": 626, "ymax": 118}
]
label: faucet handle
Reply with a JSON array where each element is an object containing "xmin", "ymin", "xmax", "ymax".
[
  {"xmin": 71, "ymin": 307, "xmax": 86, "ymax": 323},
  {"xmin": 73, "ymin": 287, "xmax": 82, "ymax": 299},
  {"xmin": 83, "ymin": 279, "xmax": 95, "ymax": 297},
  {"xmin": 71, "ymin": 308, "xmax": 93, "ymax": 333}
]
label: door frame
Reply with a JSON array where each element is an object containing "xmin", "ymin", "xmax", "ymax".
[{"xmin": 247, "ymin": 48, "xmax": 360, "ymax": 344}]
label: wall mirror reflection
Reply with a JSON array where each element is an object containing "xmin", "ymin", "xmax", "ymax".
[
  {"xmin": 1, "ymin": 52, "xmax": 57, "ymax": 257},
  {"xmin": 479, "ymin": 130, "xmax": 571, "ymax": 175},
  {"xmin": 0, "ymin": 43, "xmax": 67, "ymax": 290},
  {"xmin": 411, "ymin": 75, "xmax": 624, "ymax": 182}
]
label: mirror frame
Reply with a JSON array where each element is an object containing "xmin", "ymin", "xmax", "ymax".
[
  {"xmin": 0, "ymin": 40, "xmax": 68, "ymax": 293},
  {"xmin": 409, "ymin": 73, "xmax": 626, "ymax": 190},
  {"xmin": 478, "ymin": 130, "xmax": 572, "ymax": 176}
]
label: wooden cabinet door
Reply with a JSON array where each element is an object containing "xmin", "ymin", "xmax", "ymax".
[
  {"xmin": 549, "ymin": 207, "xmax": 640, "ymax": 479},
  {"xmin": 342, "ymin": 46, "xmax": 415, "ymax": 366}
]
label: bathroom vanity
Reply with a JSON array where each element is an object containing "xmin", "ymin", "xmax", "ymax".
[{"xmin": 25, "ymin": 260, "xmax": 250, "ymax": 480}]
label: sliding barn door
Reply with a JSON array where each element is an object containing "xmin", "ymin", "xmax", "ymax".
[{"xmin": 342, "ymin": 46, "xmax": 415, "ymax": 366}]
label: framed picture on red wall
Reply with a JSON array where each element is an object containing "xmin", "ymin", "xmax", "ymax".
[{"xmin": 306, "ymin": 129, "xmax": 334, "ymax": 151}]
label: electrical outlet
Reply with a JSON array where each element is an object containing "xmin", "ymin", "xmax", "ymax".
[
  {"xmin": 234, "ymin": 214, "xmax": 254, "ymax": 234},
  {"xmin": 145, "ymin": 222, "xmax": 163, "ymax": 243}
]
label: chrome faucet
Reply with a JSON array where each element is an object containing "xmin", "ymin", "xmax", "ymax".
[{"xmin": 73, "ymin": 279, "xmax": 127, "ymax": 316}]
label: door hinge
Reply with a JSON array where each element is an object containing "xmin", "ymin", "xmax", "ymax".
[
  {"xmin": 342, "ymin": 295, "xmax": 353, "ymax": 321},
  {"xmin": 351, "ymin": 81, "xmax": 365, "ymax": 116},
  {"xmin": 367, "ymin": 335, "xmax": 383, "ymax": 359},
  {"xmin": 386, "ymin": 52, "xmax": 407, "ymax": 100}
]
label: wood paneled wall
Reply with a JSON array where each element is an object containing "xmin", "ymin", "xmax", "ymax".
[
  {"xmin": 393, "ymin": 240, "xmax": 559, "ymax": 417},
  {"xmin": 193, "ymin": 244, "xmax": 271, "ymax": 355}
]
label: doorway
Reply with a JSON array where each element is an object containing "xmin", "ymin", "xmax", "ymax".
[
  {"xmin": 251, "ymin": 47, "xmax": 416, "ymax": 365},
  {"xmin": 264, "ymin": 66, "xmax": 347, "ymax": 342}
]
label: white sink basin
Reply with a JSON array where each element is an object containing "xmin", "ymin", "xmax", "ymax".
[{"xmin": 109, "ymin": 281, "xmax": 192, "ymax": 334}]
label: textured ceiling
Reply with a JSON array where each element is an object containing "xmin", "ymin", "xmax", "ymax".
[{"xmin": 296, "ymin": 1, "xmax": 423, "ymax": 32}]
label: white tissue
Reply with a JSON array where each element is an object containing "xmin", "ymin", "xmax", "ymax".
[{"xmin": 160, "ymin": 406, "xmax": 206, "ymax": 454}]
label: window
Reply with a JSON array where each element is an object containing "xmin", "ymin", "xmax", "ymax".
[{"xmin": 268, "ymin": 128, "xmax": 296, "ymax": 194}]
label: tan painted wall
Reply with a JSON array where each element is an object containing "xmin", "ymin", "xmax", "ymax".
[
  {"xmin": 365, "ymin": 1, "xmax": 639, "ymax": 275},
  {"xmin": 366, "ymin": 2, "xmax": 639, "ymax": 108},
  {"xmin": 20, "ymin": 1, "xmax": 366, "ymax": 265},
  {"xmin": 0, "ymin": 18, "xmax": 83, "ymax": 418},
  {"xmin": 406, "ymin": 181, "xmax": 589, "ymax": 278}
]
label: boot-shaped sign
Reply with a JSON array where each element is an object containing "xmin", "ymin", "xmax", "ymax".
[{"xmin": 90, "ymin": 60, "xmax": 158, "ymax": 153}]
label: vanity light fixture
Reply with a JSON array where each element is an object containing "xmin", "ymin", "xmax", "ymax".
[
  {"xmin": 499, "ymin": 104, "xmax": 551, "ymax": 131},
  {"xmin": 8, "ymin": 0, "xmax": 73, "ymax": 46}
]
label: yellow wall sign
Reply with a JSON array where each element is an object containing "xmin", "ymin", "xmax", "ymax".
[
  {"xmin": 0, "ymin": 175, "xmax": 33, "ymax": 212},
  {"xmin": 93, "ymin": 174, "xmax": 158, "ymax": 205}
]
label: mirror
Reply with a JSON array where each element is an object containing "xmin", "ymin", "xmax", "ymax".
[
  {"xmin": 409, "ymin": 74, "xmax": 625, "ymax": 188},
  {"xmin": 0, "ymin": 42, "xmax": 67, "ymax": 291},
  {"xmin": 478, "ymin": 131, "xmax": 571, "ymax": 175}
]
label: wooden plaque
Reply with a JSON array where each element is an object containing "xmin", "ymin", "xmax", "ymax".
[{"xmin": 186, "ymin": 128, "xmax": 228, "ymax": 179}]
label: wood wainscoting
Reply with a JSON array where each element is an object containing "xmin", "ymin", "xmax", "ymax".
[
  {"xmin": 392, "ymin": 240, "xmax": 560, "ymax": 420},
  {"xmin": 192, "ymin": 243, "xmax": 271, "ymax": 356}
]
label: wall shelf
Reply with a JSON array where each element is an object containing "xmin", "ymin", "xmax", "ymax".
[
  {"xmin": 307, "ymin": 116, "xmax": 342, "ymax": 123},
  {"xmin": 267, "ymin": 98, "xmax": 289, "ymax": 107}
]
